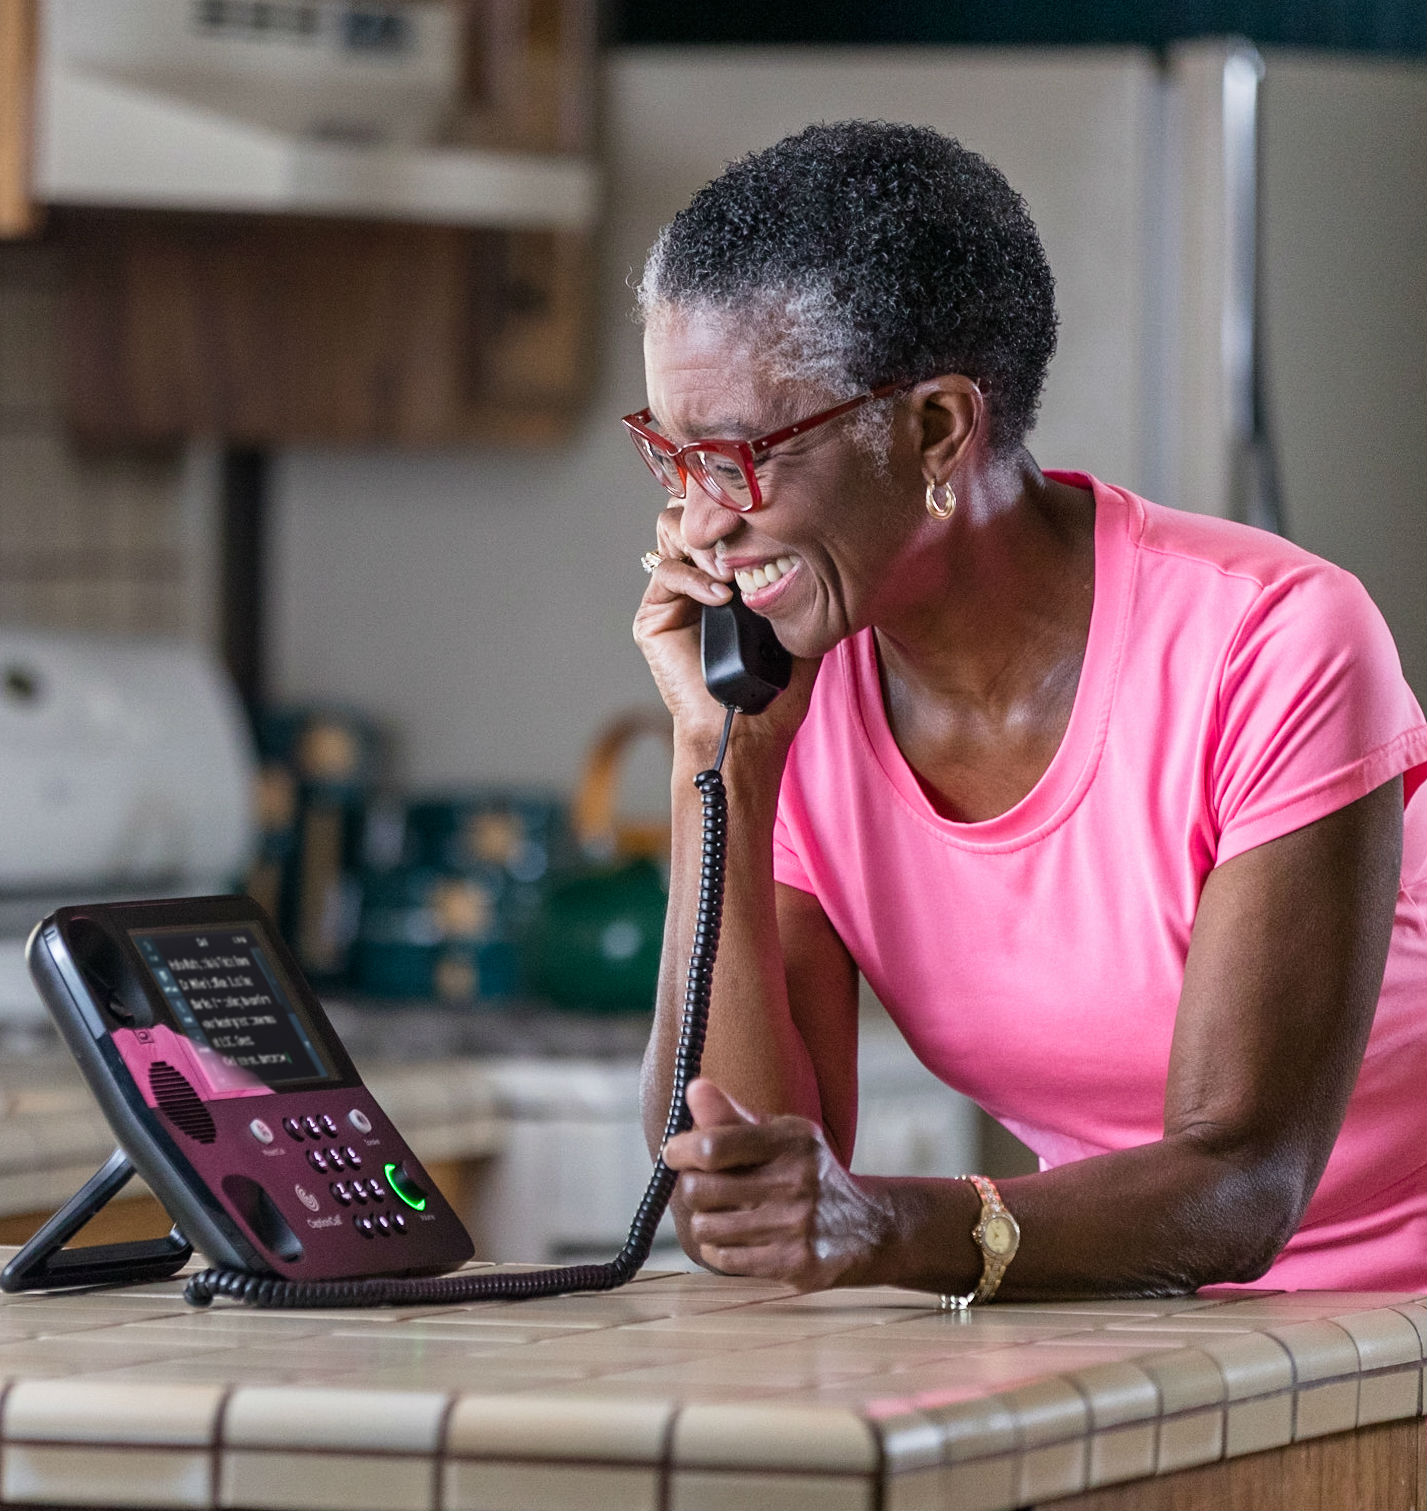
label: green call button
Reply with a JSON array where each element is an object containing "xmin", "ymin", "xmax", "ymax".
[{"xmin": 384, "ymin": 1162, "xmax": 428, "ymax": 1211}]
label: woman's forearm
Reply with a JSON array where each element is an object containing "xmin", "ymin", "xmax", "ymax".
[{"xmin": 855, "ymin": 1131, "xmax": 1308, "ymax": 1299}]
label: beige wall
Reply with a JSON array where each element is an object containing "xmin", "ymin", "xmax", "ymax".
[
  {"xmin": 270, "ymin": 47, "xmax": 1426, "ymax": 797},
  {"xmin": 271, "ymin": 47, "xmax": 1161, "ymax": 794},
  {"xmin": 1259, "ymin": 53, "xmax": 1425, "ymax": 700}
]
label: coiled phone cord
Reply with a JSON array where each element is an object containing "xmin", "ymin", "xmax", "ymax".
[{"xmin": 185, "ymin": 708, "xmax": 738, "ymax": 1309}]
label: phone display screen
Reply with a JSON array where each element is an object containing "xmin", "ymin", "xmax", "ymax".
[{"xmin": 129, "ymin": 923, "xmax": 334, "ymax": 1088}]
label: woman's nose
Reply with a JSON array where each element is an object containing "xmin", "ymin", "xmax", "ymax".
[{"xmin": 678, "ymin": 481, "xmax": 741, "ymax": 555}]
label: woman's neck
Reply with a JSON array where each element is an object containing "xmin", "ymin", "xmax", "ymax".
[
  {"xmin": 870, "ymin": 455, "xmax": 1097, "ymax": 822},
  {"xmin": 873, "ymin": 453, "xmax": 1095, "ymax": 712}
]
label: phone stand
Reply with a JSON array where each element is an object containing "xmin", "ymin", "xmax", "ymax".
[{"xmin": 0, "ymin": 1148, "xmax": 192, "ymax": 1293}]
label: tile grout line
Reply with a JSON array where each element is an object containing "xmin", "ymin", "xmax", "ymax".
[
  {"xmin": 1265, "ymin": 1326, "xmax": 1301, "ymax": 1443},
  {"xmin": 868, "ymin": 1405, "xmax": 888, "ymax": 1511},
  {"xmin": 0, "ymin": 1378, "xmax": 13, "ymax": 1506},
  {"xmin": 1059, "ymin": 1367, "xmax": 1094, "ymax": 1497},
  {"xmin": 656, "ymin": 1401, "xmax": 680, "ymax": 1511},
  {"xmin": 431, "ymin": 1390, "xmax": 458, "ymax": 1511},
  {"xmin": 210, "ymin": 1385, "xmax": 235, "ymax": 1511}
]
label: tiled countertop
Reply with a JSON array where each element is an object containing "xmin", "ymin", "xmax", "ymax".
[{"xmin": 0, "ymin": 1256, "xmax": 1421, "ymax": 1510}]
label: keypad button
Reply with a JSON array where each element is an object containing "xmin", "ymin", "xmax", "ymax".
[
  {"xmin": 326, "ymin": 1147, "xmax": 345, "ymax": 1171},
  {"xmin": 366, "ymin": 1180, "xmax": 385, "ymax": 1203},
  {"xmin": 343, "ymin": 1146, "xmax": 362, "ymax": 1168},
  {"xmin": 283, "ymin": 1117, "xmax": 305, "ymax": 1140},
  {"xmin": 391, "ymin": 1212, "xmax": 406, "ymax": 1232},
  {"xmin": 321, "ymin": 1114, "xmax": 340, "ymax": 1137},
  {"xmin": 302, "ymin": 1116, "xmax": 323, "ymax": 1139},
  {"xmin": 355, "ymin": 1215, "xmax": 374, "ymax": 1236},
  {"xmin": 248, "ymin": 1118, "xmax": 275, "ymax": 1145},
  {"xmin": 329, "ymin": 1181, "xmax": 351, "ymax": 1206},
  {"xmin": 306, "ymin": 1149, "xmax": 328, "ymax": 1172},
  {"xmin": 375, "ymin": 1214, "xmax": 391, "ymax": 1233},
  {"xmin": 348, "ymin": 1108, "xmax": 373, "ymax": 1134},
  {"xmin": 348, "ymin": 1180, "xmax": 368, "ymax": 1205}
]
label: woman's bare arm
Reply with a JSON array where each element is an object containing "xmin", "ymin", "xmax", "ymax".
[{"xmin": 666, "ymin": 778, "xmax": 1403, "ymax": 1296}]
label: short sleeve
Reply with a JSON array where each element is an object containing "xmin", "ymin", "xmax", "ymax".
[
  {"xmin": 772, "ymin": 790, "xmax": 816, "ymax": 894},
  {"xmin": 1211, "ymin": 562, "xmax": 1427, "ymax": 865}
]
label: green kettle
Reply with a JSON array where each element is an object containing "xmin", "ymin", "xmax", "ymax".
[{"xmin": 521, "ymin": 711, "xmax": 673, "ymax": 1014}]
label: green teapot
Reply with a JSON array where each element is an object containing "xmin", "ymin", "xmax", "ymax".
[{"xmin": 520, "ymin": 711, "xmax": 672, "ymax": 1014}]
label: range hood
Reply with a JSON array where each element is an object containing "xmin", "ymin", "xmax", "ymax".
[{"xmin": 32, "ymin": 0, "xmax": 596, "ymax": 230}]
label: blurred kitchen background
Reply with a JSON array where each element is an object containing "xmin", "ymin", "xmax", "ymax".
[{"xmin": 0, "ymin": 0, "xmax": 1422, "ymax": 1265}]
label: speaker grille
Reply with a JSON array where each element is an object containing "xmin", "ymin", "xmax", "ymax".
[{"xmin": 148, "ymin": 1061, "xmax": 217, "ymax": 1143}]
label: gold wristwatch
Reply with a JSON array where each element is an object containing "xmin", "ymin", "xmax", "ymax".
[{"xmin": 940, "ymin": 1174, "xmax": 1020, "ymax": 1309}]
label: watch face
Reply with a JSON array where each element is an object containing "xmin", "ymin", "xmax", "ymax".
[{"xmin": 983, "ymin": 1215, "xmax": 1017, "ymax": 1255}]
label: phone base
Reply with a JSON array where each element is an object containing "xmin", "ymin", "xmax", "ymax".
[{"xmin": 1, "ymin": 1148, "xmax": 192, "ymax": 1293}]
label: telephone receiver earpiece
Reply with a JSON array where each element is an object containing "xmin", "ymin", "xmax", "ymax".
[{"xmin": 701, "ymin": 588, "xmax": 793, "ymax": 714}]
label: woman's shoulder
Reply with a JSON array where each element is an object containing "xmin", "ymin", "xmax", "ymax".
[{"xmin": 1079, "ymin": 472, "xmax": 1348, "ymax": 596}]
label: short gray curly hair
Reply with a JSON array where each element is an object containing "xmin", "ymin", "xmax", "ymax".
[{"xmin": 637, "ymin": 119, "xmax": 1059, "ymax": 463}]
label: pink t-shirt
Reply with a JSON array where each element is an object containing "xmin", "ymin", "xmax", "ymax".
[{"xmin": 772, "ymin": 473, "xmax": 1427, "ymax": 1290}]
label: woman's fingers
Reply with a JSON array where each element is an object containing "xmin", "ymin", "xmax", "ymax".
[
  {"xmin": 646, "ymin": 506, "xmax": 731, "ymax": 604},
  {"xmin": 664, "ymin": 1114, "xmax": 814, "ymax": 1174},
  {"xmin": 643, "ymin": 555, "xmax": 730, "ymax": 607}
]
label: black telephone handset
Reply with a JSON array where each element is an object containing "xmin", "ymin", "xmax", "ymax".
[{"xmin": 700, "ymin": 587, "xmax": 792, "ymax": 713}]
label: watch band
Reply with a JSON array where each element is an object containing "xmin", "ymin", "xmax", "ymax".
[{"xmin": 939, "ymin": 1174, "xmax": 1020, "ymax": 1310}]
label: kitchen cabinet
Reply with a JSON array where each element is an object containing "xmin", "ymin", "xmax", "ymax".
[
  {"xmin": 0, "ymin": 0, "xmax": 39, "ymax": 236},
  {"xmin": 0, "ymin": 0, "xmax": 599, "ymax": 445},
  {"xmin": 61, "ymin": 211, "xmax": 592, "ymax": 445}
]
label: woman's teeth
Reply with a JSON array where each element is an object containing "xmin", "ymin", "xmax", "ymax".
[{"xmin": 733, "ymin": 556, "xmax": 796, "ymax": 594}]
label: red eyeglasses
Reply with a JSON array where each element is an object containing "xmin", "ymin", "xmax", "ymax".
[{"xmin": 622, "ymin": 382, "xmax": 904, "ymax": 512}]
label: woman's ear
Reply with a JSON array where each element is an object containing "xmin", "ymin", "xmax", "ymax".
[{"xmin": 915, "ymin": 376, "xmax": 984, "ymax": 482}]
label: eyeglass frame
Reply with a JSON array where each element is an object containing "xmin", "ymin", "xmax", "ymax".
[{"xmin": 621, "ymin": 380, "xmax": 907, "ymax": 512}]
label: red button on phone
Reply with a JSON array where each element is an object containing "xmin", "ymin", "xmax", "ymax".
[{"xmin": 306, "ymin": 1149, "xmax": 328, "ymax": 1172}]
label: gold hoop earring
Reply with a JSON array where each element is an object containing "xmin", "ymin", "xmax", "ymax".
[{"xmin": 925, "ymin": 478, "xmax": 956, "ymax": 520}]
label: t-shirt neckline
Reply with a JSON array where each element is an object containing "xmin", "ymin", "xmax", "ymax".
[{"xmin": 849, "ymin": 471, "xmax": 1136, "ymax": 852}]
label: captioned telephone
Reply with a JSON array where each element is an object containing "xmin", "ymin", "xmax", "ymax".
[{"xmin": 4, "ymin": 590, "xmax": 789, "ymax": 1309}]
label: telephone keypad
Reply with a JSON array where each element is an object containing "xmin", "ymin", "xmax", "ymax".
[
  {"xmin": 351, "ymin": 1210, "xmax": 405, "ymax": 1238},
  {"xmin": 253, "ymin": 1100, "xmax": 407, "ymax": 1232}
]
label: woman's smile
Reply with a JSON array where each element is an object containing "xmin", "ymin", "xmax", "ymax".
[{"xmin": 728, "ymin": 553, "xmax": 800, "ymax": 608}]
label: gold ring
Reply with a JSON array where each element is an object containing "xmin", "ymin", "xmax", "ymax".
[{"xmin": 640, "ymin": 550, "xmax": 663, "ymax": 574}]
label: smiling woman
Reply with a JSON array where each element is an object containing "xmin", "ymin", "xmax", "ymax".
[{"xmin": 629, "ymin": 120, "xmax": 1427, "ymax": 1303}]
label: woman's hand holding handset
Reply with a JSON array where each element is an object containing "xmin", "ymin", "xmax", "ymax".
[{"xmin": 633, "ymin": 504, "xmax": 818, "ymax": 760}]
